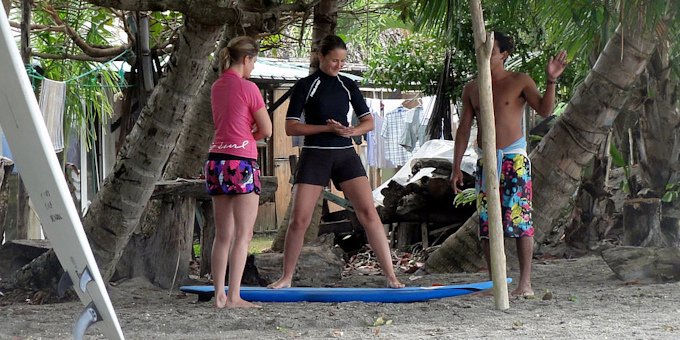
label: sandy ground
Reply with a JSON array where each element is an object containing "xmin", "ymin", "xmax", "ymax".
[{"xmin": 1, "ymin": 254, "xmax": 680, "ymax": 339}]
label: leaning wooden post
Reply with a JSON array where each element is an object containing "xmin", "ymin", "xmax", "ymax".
[{"xmin": 469, "ymin": 0, "xmax": 509, "ymax": 310}]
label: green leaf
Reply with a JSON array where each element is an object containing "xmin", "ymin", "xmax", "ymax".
[
  {"xmin": 453, "ymin": 188, "xmax": 476, "ymax": 207},
  {"xmin": 662, "ymin": 192, "xmax": 673, "ymax": 202},
  {"xmin": 609, "ymin": 144, "xmax": 626, "ymax": 168}
]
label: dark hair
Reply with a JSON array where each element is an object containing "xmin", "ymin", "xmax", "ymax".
[
  {"xmin": 318, "ymin": 34, "xmax": 347, "ymax": 56},
  {"xmin": 218, "ymin": 36, "xmax": 259, "ymax": 73},
  {"xmin": 493, "ymin": 31, "xmax": 514, "ymax": 56}
]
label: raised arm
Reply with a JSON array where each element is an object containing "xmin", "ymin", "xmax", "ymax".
[{"xmin": 522, "ymin": 50, "xmax": 568, "ymax": 117}]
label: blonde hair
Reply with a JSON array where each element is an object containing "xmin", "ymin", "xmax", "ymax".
[{"xmin": 218, "ymin": 36, "xmax": 260, "ymax": 73}]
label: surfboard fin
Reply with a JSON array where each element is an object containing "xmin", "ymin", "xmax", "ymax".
[
  {"xmin": 57, "ymin": 272, "xmax": 73, "ymax": 298},
  {"xmin": 58, "ymin": 266, "xmax": 94, "ymax": 298},
  {"xmin": 73, "ymin": 301, "xmax": 101, "ymax": 340},
  {"xmin": 78, "ymin": 267, "xmax": 94, "ymax": 293}
]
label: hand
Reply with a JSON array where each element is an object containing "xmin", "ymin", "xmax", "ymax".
[
  {"xmin": 251, "ymin": 124, "xmax": 258, "ymax": 133},
  {"xmin": 546, "ymin": 50, "xmax": 568, "ymax": 82},
  {"xmin": 326, "ymin": 119, "xmax": 354, "ymax": 137},
  {"xmin": 450, "ymin": 169, "xmax": 464, "ymax": 194}
]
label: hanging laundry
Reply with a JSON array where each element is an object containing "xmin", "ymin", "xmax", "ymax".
[
  {"xmin": 400, "ymin": 96, "xmax": 436, "ymax": 153},
  {"xmin": 381, "ymin": 106, "xmax": 412, "ymax": 167},
  {"xmin": 366, "ymin": 98, "xmax": 396, "ymax": 168},
  {"xmin": 39, "ymin": 79, "xmax": 66, "ymax": 152},
  {"xmin": 367, "ymin": 113, "xmax": 389, "ymax": 167},
  {"xmin": 399, "ymin": 107, "xmax": 421, "ymax": 152}
]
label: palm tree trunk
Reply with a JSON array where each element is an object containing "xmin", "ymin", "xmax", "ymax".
[
  {"xmin": 309, "ymin": 0, "xmax": 337, "ymax": 71},
  {"xmin": 634, "ymin": 38, "xmax": 680, "ymax": 246},
  {"xmin": 14, "ymin": 18, "xmax": 222, "ymax": 288},
  {"xmin": 2, "ymin": 0, "xmax": 10, "ymax": 16},
  {"xmin": 84, "ymin": 18, "xmax": 221, "ymax": 280},
  {"xmin": 637, "ymin": 47, "xmax": 678, "ymax": 192},
  {"xmin": 271, "ymin": 0, "xmax": 338, "ymax": 251},
  {"xmin": 12, "ymin": 0, "xmax": 32, "ymax": 242},
  {"xmin": 119, "ymin": 25, "xmax": 238, "ymax": 286},
  {"xmin": 531, "ymin": 20, "xmax": 658, "ymax": 240},
  {"xmin": 425, "ymin": 18, "xmax": 660, "ymax": 272}
]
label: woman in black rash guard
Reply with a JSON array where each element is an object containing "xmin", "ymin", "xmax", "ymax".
[{"xmin": 268, "ymin": 35, "xmax": 404, "ymax": 289}]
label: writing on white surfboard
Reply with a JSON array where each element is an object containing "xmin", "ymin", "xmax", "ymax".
[{"xmin": 38, "ymin": 190, "xmax": 63, "ymax": 222}]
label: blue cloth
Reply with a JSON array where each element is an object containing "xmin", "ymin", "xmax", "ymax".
[{"xmin": 477, "ymin": 137, "xmax": 527, "ymax": 191}]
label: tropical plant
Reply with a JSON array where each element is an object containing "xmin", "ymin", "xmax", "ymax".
[
  {"xmin": 12, "ymin": 0, "xmax": 325, "ymax": 291},
  {"xmin": 17, "ymin": 2, "xmax": 125, "ymax": 151},
  {"xmin": 365, "ymin": 33, "xmax": 449, "ymax": 94},
  {"xmin": 453, "ymin": 187, "xmax": 476, "ymax": 207},
  {"xmin": 411, "ymin": 0, "xmax": 676, "ymax": 273},
  {"xmin": 361, "ymin": 0, "xmax": 585, "ymax": 102}
]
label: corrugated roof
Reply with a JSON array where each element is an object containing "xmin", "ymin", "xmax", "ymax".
[{"xmin": 251, "ymin": 57, "xmax": 363, "ymax": 83}]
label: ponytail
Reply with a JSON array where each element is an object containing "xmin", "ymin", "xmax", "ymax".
[
  {"xmin": 218, "ymin": 47, "xmax": 231, "ymax": 74},
  {"xmin": 218, "ymin": 36, "xmax": 260, "ymax": 74}
]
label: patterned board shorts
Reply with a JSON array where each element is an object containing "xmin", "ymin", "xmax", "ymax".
[
  {"xmin": 204, "ymin": 159, "xmax": 261, "ymax": 195},
  {"xmin": 475, "ymin": 153, "xmax": 534, "ymax": 239}
]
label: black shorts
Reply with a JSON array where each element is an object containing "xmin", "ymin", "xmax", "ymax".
[{"xmin": 294, "ymin": 147, "xmax": 367, "ymax": 190}]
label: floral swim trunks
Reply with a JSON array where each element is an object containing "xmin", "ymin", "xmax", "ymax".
[
  {"xmin": 475, "ymin": 153, "xmax": 533, "ymax": 239},
  {"xmin": 204, "ymin": 158, "xmax": 261, "ymax": 196}
]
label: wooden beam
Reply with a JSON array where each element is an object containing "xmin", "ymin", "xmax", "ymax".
[
  {"xmin": 469, "ymin": 0, "xmax": 509, "ymax": 310},
  {"xmin": 151, "ymin": 176, "xmax": 277, "ymax": 204}
]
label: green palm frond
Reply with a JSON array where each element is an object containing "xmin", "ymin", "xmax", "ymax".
[
  {"xmin": 454, "ymin": 188, "xmax": 476, "ymax": 207},
  {"xmin": 27, "ymin": 1, "xmax": 130, "ymax": 150}
]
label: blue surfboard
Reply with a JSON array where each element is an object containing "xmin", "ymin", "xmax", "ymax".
[{"xmin": 180, "ymin": 279, "xmax": 510, "ymax": 303}]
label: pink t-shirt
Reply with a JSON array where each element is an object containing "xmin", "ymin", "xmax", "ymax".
[{"xmin": 208, "ymin": 69, "xmax": 265, "ymax": 159}]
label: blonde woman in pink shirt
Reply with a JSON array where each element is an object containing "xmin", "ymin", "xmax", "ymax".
[{"xmin": 204, "ymin": 36, "xmax": 272, "ymax": 308}]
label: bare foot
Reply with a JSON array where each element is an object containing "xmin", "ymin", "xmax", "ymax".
[
  {"xmin": 511, "ymin": 286, "xmax": 534, "ymax": 298},
  {"xmin": 267, "ymin": 278, "xmax": 291, "ymax": 289},
  {"xmin": 215, "ymin": 294, "xmax": 228, "ymax": 309},
  {"xmin": 386, "ymin": 278, "xmax": 405, "ymax": 288},
  {"xmin": 225, "ymin": 298, "xmax": 261, "ymax": 308}
]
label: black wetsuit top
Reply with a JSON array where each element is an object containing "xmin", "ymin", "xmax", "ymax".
[{"xmin": 286, "ymin": 70, "xmax": 370, "ymax": 149}]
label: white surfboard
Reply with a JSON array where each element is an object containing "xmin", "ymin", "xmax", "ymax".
[{"xmin": 0, "ymin": 7, "xmax": 124, "ymax": 340}]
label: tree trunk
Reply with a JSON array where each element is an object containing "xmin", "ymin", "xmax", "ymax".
[
  {"xmin": 13, "ymin": 249, "xmax": 63, "ymax": 294},
  {"xmin": 84, "ymin": 18, "xmax": 220, "ymax": 281},
  {"xmin": 531, "ymin": 21, "xmax": 658, "ymax": 241},
  {"xmin": 419, "ymin": 212, "xmax": 485, "ymax": 273},
  {"xmin": 0, "ymin": 239, "xmax": 51, "ymax": 282},
  {"xmin": 270, "ymin": 0, "xmax": 337, "ymax": 252},
  {"xmin": 270, "ymin": 189, "xmax": 323, "ymax": 252},
  {"xmin": 125, "ymin": 23, "xmax": 267, "ymax": 285},
  {"xmin": 469, "ymin": 0, "xmax": 508, "ymax": 309},
  {"xmin": 623, "ymin": 198, "xmax": 667, "ymax": 247},
  {"xmin": 309, "ymin": 0, "xmax": 337, "ymax": 71},
  {"xmin": 255, "ymin": 235, "xmax": 344, "ymax": 287},
  {"xmin": 2, "ymin": 0, "xmax": 10, "ymax": 16},
  {"xmin": 0, "ymin": 158, "xmax": 14, "ymax": 244},
  {"xmin": 113, "ymin": 196, "xmax": 195, "ymax": 289},
  {"xmin": 13, "ymin": 18, "xmax": 222, "ymax": 290},
  {"xmin": 568, "ymin": 30, "xmax": 679, "ymax": 250},
  {"xmin": 602, "ymin": 246, "xmax": 680, "ymax": 283},
  {"xmin": 564, "ymin": 158, "xmax": 618, "ymax": 250},
  {"xmin": 636, "ymin": 38, "xmax": 678, "ymax": 194},
  {"xmin": 12, "ymin": 0, "xmax": 32, "ymax": 242},
  {"xmin": 423, "ymin": 18, "xmax": 660, "ymax": 273},
  {"xmin": 198, "ymin": 200, "xmax": 214, "ymax": 277},
  {"xmin": 661, "ymin": 214, "xmax": 680, "ymax": 248}
]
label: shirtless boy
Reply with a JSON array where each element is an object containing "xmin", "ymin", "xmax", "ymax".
[{"xmin": 450, "ymin": 32, "xmax": 567, "ymax": 297}]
